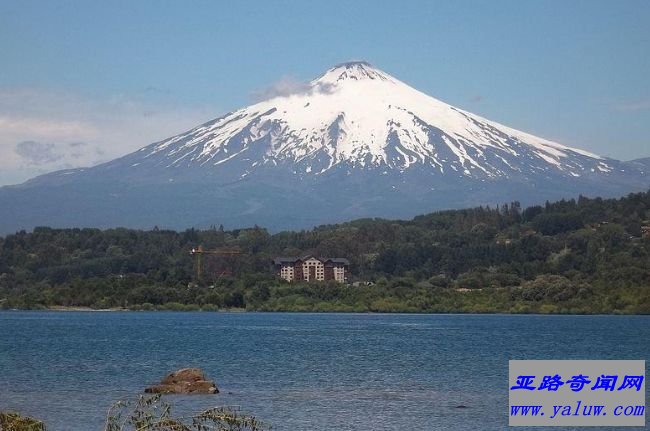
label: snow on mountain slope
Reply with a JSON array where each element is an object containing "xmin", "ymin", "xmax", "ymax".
[
  {"xmin": 1, "ymin": 61, "xmax": 647, "ymax": 234},
  {"xmin": 123, "ymin": 61, "xmax": 611, "ymax": 180}
]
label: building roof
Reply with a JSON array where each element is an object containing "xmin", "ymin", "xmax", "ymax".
[
  {"xmin": 273, "ymin": 256, "xmax": 349, "ymax": 265},
  {"xmin": 323, "ymin": 257, "xmax": 350, "ymax": 265}
]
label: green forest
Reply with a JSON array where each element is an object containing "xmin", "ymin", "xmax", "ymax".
[{"xmin": 1, "ymin": 191, "xmax": 649, "ymax": 314}]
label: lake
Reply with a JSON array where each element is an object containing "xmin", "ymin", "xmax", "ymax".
[{"xmin": 0, "ymin": 312, "xmax": 647, "ymax": 430}]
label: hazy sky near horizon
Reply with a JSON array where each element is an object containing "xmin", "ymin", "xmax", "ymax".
[{"xmin": 0, "ymin": 0, "xmax": 649, "ymax": 185}]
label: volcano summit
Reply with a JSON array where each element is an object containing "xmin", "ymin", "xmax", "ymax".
[{"xmin": 1, "ymin": 61, "xmax": 648, "ymax": 232}]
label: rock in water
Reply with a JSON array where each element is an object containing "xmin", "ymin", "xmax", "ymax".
[{"xmin": 145, "ymin": 368, "xmax": 218, "ymax": 394}]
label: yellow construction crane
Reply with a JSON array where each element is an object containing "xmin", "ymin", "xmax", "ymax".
[{"xmin": 189, "ymin": 246, "xmax": 241, "ymax": 280}]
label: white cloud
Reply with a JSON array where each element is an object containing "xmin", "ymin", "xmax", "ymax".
[
  {"xmin": 612, "ymin": 99, "xmax": 650, "ymax": 112},
  {"xmin": 0, "ymin": 116, "xmax": 96, "ymax": 138},
  {"xmin": 14, "ymin": 140, "xmax": 105, "ymax": 168},
  {"xmin": 15, "ymin": 141, "xmax": 64, "ymax": 165},
  {"xmin": 0, "ymin": 87, "xmax": 219, "ymax": 185},
  {"xmin": 251, "ymin": 76, "xmax": 334, "ymax": 102}
]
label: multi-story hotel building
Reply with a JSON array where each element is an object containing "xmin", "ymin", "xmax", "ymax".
[{"xmin": 272, "ymin": 255, "xmax": 349, "ymax": 283}]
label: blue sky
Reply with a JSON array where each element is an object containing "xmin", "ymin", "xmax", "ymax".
[{"xmin": 0, "ymin": 0, "xmax": 648, "ymax": 185}]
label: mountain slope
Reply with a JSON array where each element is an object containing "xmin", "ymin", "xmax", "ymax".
[
  {"xmin": 628, "ymin": 157, "xmax": 650, "ymax": 172},
  {"xmin": 97, "ymin": 61, "xmax": 613, "ymax": 179},
  {"xmin": 1, "ymin": 61, "xmax": 648, "ymax": 233}
]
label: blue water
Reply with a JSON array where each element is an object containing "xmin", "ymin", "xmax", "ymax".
[{"xmin": 0, "ymin": 312, "xmax": 647, "ymax": 430}]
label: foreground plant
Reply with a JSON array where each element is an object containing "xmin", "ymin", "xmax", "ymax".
[
  {"xmin": 0, "ymin": 412, "xmax": 46, "ymax": 431},
  {"xmin": 104, "ymin": 394, "xmax": 269, "ymax": 431},
  {"xmin": 2, "ymin": 395, "xmax": 268, "ymax": 431}
]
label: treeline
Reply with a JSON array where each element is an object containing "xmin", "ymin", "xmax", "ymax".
[{"xmin": 1, "ymin": 191, "xmax": 649, "ymax": 313}]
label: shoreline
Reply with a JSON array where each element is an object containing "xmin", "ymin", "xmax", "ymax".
[
  {"xmin": 0, "ymin": 306, "xmax": 646, "ymax": 316},
  {"xmin": 47, "ymin": 306, "xmax": 128, "ymax": 312}
]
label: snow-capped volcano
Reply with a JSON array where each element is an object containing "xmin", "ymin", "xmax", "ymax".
[
  {"xmin": 125, "ymin": 60, "xmax": 610, "ymax": 180},
  {"xmin": 1, "ymin": 61, "xmax": 648, "ymax": 233}
]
